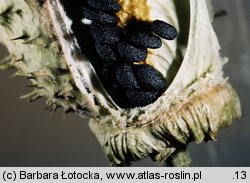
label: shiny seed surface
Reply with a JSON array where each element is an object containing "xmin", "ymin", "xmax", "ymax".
[
  {"xmin": 135, "ymin": 64, "xmax": 167, "ymax": 91},
  {"xmin": 90, "ymin": 24, "xmax": 121, "ymax": 44},
  {"xmin": 125, "ymin": 90, "xmax": 160, "ymax": 107},
  {"xmin": 131, "ymin": 32, "xmax": 162, "ymax": 49},
  {"xmin": 152, "ymin": 20, "xmax": 177, "ymax": 40},
  {"xmin": 95, "ymin": 41, "xmax": 116, "ymax": 60},
  {"xmin": 116, "ymin": 64, "xmax": 140, "ymax": 90},
  {"xmin": 118, "ymin": 42, "xmax": 148, "ymax": 62},
  {"xmin": 83, "ymin": 9, "xmax": 117, "ymax": 24}
]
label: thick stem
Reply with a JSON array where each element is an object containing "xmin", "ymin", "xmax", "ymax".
[{"xmin": 166, "ymin": 146, "xmax": 192, "ymax": 167}]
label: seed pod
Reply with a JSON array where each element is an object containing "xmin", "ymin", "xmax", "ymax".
[
  {"xmin": 87, "ymin": 0, "xmax": 121, "ymax": 12},
  {"xmin": 90, "ymin": 24, "xmax": 121, "ymax": 44},
  {"xmin": 135, "ymin": 64, "xmax": 167, "ymax": 91},
  {"xmin": 152, "ymin": 20, "xmax": 177, "ymax": 40},
  {"xmin": 125, "ymin": 90, "xmax": 160, "ymax": 107},
  {"xmin": 116, "ymin": 64, "xmax": 140, "ymax": 90},
  {"xmin": 0, "ymin": 0, "xmax": 241, "ymax": 168},
  {"xmin": 131, "ymin": 32, "xmax": 162, "ymax": 49},
  {"xmin": 118, "ymin": 42, "xmax": 148, "ymax": 62},
  {"xmin": 95, "ymin": 41, "xmax": 116, "ymax": 60}
]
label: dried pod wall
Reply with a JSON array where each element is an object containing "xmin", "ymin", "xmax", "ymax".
[{"xmin": 0, "ymin": 0, "xmax": 242, "ymax": 166}]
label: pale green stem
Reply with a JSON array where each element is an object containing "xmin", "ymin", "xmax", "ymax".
[{"xmin": 166, "ymin": 146, "xmax": 192, "ymax": 167}]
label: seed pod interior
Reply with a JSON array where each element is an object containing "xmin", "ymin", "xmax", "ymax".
[{"xmin": 0, "ymin": 0, "xmax": 241, "ymax": 166}]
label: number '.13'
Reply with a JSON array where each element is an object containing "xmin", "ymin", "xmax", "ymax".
[{"xmin": 235, "ymin": 171, "xmax": 247, "ymax": 179}]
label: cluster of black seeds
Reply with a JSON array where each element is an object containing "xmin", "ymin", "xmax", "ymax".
[{"xmin": 79, "ymin": 0, "xmax": 177, "ymax": 108}]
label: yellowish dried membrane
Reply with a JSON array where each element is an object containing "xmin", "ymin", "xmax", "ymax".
[{"xmin": 0, "ymin": 0, "xmax": 241, "ymax": 166}]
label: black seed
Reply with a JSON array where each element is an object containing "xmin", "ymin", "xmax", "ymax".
[
  {"xmin": 135, "ymin": 64, "xmax": 167, "ymax": 91},
  {"xmin": 87, "ymin": 0, "xmax": 121, "ymax": 12},
  {"xmin": 116, "ymin": 64, "xmax": 140, "ymax": 90},
  {"xmin": 118, "ymin": 42, "xmax": 148, "ymax": 62},
  {"xmin": 131, "ymin": 32, "xmax": 162, "ymax": 49},
  {"xmin": 83, "ymin": 9, "xmax": 117, "ymax": 24},
  {"xmin": 99, "ymin": 11, "xmax": 117, "ymax": 24},
  {"xmin": 95, "ymin": 41, "xmax": 116, "ymax": 60},
  {"xmin": 152, "ymin": 20, "xmax": 177, "ymax": 40},
  {"xmin": 90, "ymin": 24, "xmax": 121, "ymax": 44},
  {"xmin": 125, "ymin": 90, "xmax": 160, "ymax": 107}
]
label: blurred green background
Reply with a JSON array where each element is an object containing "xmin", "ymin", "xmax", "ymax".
[{"xmin": 0, "ymin": 0, "xmax": 249, "ymax": 166}]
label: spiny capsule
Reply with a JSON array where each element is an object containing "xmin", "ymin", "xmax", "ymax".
[
  {"xmin": 116, "ymin": 64, "xmax": 140, "ymax": 90},
  {"xmin": 131, "ymin": 32, "xmax": 162, "ymax": 49},
  {"xmin": 135, "ymin": 64, "xmax": 167, "ymax": 91},
  {"xmin": 125, "ymin": 90, "xmax": 160, "ymax": 107},
  {"xmin": 87, "ymin": 0, "xmax": 121, "ymax": 12},
  {"xmin": 152, "ymin": 20, "xmax": 177, "ymax": 40},
  {"xmin": 118, "ymin": 42, "xmax": 148, "ymax": 62},
  {"xmin": 95, "ymin": 41, "xmax": 116, "ymax": 60},
  {"xmin": 83, "ymin": 9, "xmax": 117, "ymax": 24},
  {"xmin": 90, "ymin": 24, "xmax": 121, "ymax": 44}
]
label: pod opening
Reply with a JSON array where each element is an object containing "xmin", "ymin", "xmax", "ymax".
[{"xmin": 61, "ymin": 0, "xmax": 177, "ymax": 108}]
